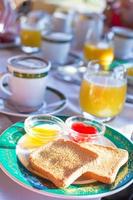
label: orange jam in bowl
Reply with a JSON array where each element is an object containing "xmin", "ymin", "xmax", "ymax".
[
  {"xmin": 65, "ymin": 116, "xmax": 106, "ymax": 144},
  {"xmin": 24, "ymin": 115, "xmax": 66, "ymax": 146}
]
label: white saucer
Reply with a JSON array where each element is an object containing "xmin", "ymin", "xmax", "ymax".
[
  {"xmin": 53, "ymin": 52, "xmax": 84, "ymax": 84},
  {"xmin": 0, "ymin": 87, "xmax": 66, "ymax": 117}
]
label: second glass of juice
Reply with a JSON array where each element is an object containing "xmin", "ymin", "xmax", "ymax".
[
  {"xmin": 84, "ymin": 41, "xmax": 114, "ymax": 71},
  {"xmin": 80, "ymin": 61, "xmax": 127, "ymax": 122},
  {"xmin": 20, "ymin": 16, "xmax": 42, "ymax": 53}
]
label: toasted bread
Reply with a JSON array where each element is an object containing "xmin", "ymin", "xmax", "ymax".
[
  {"xmin": 29, "ymin": 139, "xmax": 97, "ymax": 188},
  {"xmin": 80, "ymin": 143, "xmax": 128, "ymax": 184}
]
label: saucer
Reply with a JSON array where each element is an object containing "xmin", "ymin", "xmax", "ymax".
[
  {"xmin": 0, "ymin": 87, "xmax": 66, "ymax": 117},
  {"xmin": 53, "ymin": 51, "xmax": 84, "ymax": 84}
]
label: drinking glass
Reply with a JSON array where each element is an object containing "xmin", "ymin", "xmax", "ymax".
[
  {"xmin": 20, "ymin": 15, "xmax": 42, "ymax": 53},
  {"xmin": 79, "ymin": 61, "xmax": 127, "ymax": 122},
  {"xmin": 83, "ymin": 19, "xmax": 114, "ymax": 71},
  {"xmin": 83, "ymin": 40, "xmax": 114, "ymax": 71}
]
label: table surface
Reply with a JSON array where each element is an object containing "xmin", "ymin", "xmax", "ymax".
[{"xmin": 0, "ymin": 48, "xmax": 133, "ymax": 200}]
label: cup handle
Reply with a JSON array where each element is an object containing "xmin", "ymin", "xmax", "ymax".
[{"xmin": 0, "ymin": 73, "xmax": 12, "ymax": 96}]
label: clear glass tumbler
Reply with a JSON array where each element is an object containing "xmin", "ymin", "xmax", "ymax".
[
  {"xmin": 79, "ymin": 61, "xmax": 127, "ymax": 122},
  {"xmin": 20, "ymin": 16, "xmax": 42, "ymax": 53}
]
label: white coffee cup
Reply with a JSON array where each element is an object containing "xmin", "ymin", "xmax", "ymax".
[
  {"xmin": 112, "ymin": 27, "xmax": 133, "ymax": 59},
  {"xmin": 42, "ymin": 32, "xmax": 73, "ymax": 64},
  {"xmin": 0, "ymin": 55, "xmax": 51, "ymax": 112}
]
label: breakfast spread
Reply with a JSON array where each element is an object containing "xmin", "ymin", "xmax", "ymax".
[{"xmin": 0, "ymin": 4, "xmax": 133, "ymax": 198}]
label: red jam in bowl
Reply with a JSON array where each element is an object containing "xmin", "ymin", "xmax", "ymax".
[{"xmin": 65, "ymin": 116, "xmax": 105, "ymax": 143}]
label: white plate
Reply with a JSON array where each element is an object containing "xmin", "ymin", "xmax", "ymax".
[{"xmin": 0, "ymin": 87, "xmax": 67, "ymax": 117}]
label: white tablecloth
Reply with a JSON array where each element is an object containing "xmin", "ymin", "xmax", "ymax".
[{"xmin": 0, "ymin": 49, "xmax": 133, "ymax": 200}]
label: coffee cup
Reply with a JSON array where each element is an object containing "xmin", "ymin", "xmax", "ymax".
[
  {"xmin": 0, "ymin": 55, "xmax": 51, "ymax": 113},
  {"xmin": 42, "ymin": 32, "xmax": 73, "ymax": 64},
  {"xmin": 112, "ymin": 27, "xmax": 133, "ymax": 59}
]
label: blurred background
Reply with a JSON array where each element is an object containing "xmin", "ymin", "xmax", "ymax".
[
  {"xmin": 12, "ymin": 0, "xmax": 133, "ymax": 30},
  {"xmin": 0, "ymin": 0, "xmax": 133, "ymax": 199}
]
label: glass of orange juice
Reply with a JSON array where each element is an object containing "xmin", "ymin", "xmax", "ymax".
[
  {"xmin": 83, "ymin": 40, "xmax": 114, "ymax": 71},
  {"xmin": 80, "ymin": 61, "xmax": 127, "ymax": 122},
  {"xmin": 20, "ymin": 16, "xmax": 42, "ymax": 53}
]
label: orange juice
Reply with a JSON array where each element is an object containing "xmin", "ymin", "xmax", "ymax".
[
  {"xmin": 83, "ymin": 42, "xmax": 114, "ymax": 70},
  {"xmin": 80, "ymin": 74, "xmax": 127, "ymax": 118},
  {"xmin": 20, "ymin": 29, "xmax": 41, "ymax": 47}
]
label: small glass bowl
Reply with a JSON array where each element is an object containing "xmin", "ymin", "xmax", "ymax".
[
  {"xmin": 24, "ymin": 115, "xmax": 66, "ymax": 144},
  {"xmin": 65, "ymin": 116, "xmax": 106, "ymax": 143}
]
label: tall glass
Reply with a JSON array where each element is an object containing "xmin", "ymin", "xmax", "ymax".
[{"xmin": 79, "ymin": 61, "xmax": 127, "ymax": 122}]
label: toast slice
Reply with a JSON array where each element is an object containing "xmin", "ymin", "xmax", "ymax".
[
  {"xmin": 29, "ymin": 139, "xmax": 97, "ymax": 188},
  {"xmin": 80, "ymin": 143, "xmax": 128, "ymax": 184}
]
